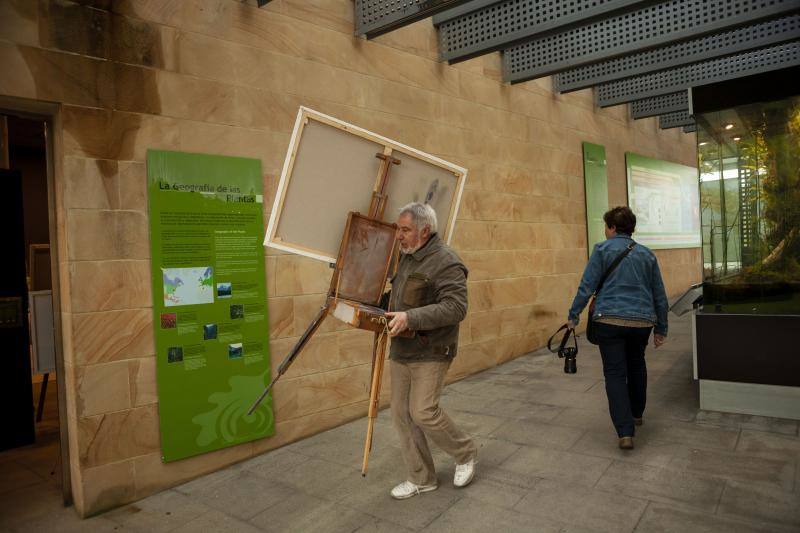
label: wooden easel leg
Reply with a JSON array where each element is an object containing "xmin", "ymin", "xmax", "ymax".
[
  {"xmin": 362, "ymin": 332, "xmax": 388, "ymax": 476},
  {"xmin": 36, "ymin": 372, "xmax": 49, "ymax": 423},
  {"xmin": 247, "ymin": 306, "xmax": 328, "ymax": 416}
]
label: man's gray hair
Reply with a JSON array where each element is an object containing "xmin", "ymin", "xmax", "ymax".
[{"xmin": 399, "ymin": 202, "xmax": 438, "ymax": 234}]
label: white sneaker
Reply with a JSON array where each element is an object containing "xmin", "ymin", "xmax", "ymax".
[
  {"xmin": 390, "ymin": 480, "xmax": 438, "ymax": 500},
  {"xmin": 453, "ymin": 459, "xmax": 475, "ymax": 488}
]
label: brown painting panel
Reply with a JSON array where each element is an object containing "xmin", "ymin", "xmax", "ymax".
[{"xmin": 335, "ymin": 215, "xmax": 397, "ymax": 305}]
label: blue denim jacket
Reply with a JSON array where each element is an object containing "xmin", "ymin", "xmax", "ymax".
[{"xmin": 568, "ymin": 234, "xmax": 669, "ymax": 336}]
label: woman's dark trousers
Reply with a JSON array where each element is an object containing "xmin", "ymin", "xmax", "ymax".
[{"xmin": 595, "ymin": 322, "xmax": 652, "ymax": 438}]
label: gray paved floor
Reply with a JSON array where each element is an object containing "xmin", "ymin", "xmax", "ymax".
[{"xmin": 2, "ymin": 314, "xmax": 799, "ymax": 532}]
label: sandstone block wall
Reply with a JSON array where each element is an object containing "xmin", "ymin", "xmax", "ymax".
[{"xmin": 0, "ymin": 0, "xmax": 700, "ymax": 516}]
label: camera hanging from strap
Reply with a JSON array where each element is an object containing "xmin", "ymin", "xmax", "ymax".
[
  {"xmin": 547, "ymin": 324, "xmax": 577, "ymax": 355},
  {"xmin": 548, "ymin": 324, "xmax": 579, "ymax": 374}
]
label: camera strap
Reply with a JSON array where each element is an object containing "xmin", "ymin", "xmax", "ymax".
[
  {"xmin": 594, "ymin": 242, "xmax": 636, "ymax": 297},
  {"xmin": 547, "ymin": 324, "xmax": 577, "ymax": 354}
]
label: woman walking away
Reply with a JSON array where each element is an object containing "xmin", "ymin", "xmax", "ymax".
[{"xmin": 566, "ymin": 206, "xmax": 668, "ymax": 450}]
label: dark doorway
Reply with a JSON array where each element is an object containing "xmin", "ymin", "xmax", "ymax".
[{"xmin": 0, "ymin": 113, "xmax": 64, "ymax": 500}]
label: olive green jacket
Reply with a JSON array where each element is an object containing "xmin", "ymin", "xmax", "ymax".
[{"xmin": 388, "ymin": 233, "xmax": 468, "ymax": 362}]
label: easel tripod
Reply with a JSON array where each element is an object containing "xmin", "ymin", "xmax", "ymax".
[{"xmin": 248, "ymin": 151, "xmax": 404, "ymax": 476}]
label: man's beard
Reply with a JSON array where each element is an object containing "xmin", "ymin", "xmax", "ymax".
[{"xmin": 400, "ymin": 243, "xmax": 421, "ymax": 255}]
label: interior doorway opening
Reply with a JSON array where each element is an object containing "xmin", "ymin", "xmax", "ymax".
[{"xmin": 0, "ymin": 108, "xmax": 71, "ymax": 515}]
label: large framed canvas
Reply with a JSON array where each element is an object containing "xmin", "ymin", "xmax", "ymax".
[{"xmin": 265, "ymin": 107, "xmax": 468, "ymax": 263}]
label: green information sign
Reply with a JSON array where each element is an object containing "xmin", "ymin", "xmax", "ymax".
[
  {"xmin": 147, "ymin": 150, "xmax": 274, "ymax": 462},
  {"xmin": 582, "ymin": 142, "xmax": 609, "ymax": 257}
]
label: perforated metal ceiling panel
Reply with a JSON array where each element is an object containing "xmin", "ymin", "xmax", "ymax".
[
  {"xmin": 432, "ymin": 0, "xmax": 501, "ymax": 24},
  {"xmin": 659, "ymin": 110, "xmax": 695, "ymax": 129},
  {"xmin": 504, "ymin": 0, "xmax": 800, "ymax": 83},
  {"xmin": 630, "ymin": 91, "xmax": 689, "ymax": 118},
  {"xmin": 596, "ymin": 40, "xmax": 800, "ymax": 107},
  {"xmin": 355, "ymin": 0, "xmax": 472, "ymax": 38},
  {"xmin": 683, "ymin": 123, "xmax": 698, "ymax": 133},
  {"xmin": 555, "ymin": 15, "xmax": 800, "ymax": 92},
  {"xmin": 437, "ymin": 0, "xmax": 649, "ymax": 62}
]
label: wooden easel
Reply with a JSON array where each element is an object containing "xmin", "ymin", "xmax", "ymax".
[{"xmin": 249, "ymin": 150, "xmax": 402, "ymax": 476}]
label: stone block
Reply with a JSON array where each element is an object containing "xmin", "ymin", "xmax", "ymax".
[
  {"xmin": 62, "ymin": 157, "xmax": 119, "ymax": 209},
  {"xmin": 78, "ymin": 405, "xmax": 160, "ymax": 468},
  {"xmin": 69, "ymin": 260, "xmax": 152, "ymax": 313},
  {"xmin": 67, "ymin": 209, "xmax": 149, "ymax": 261},
  {"xmin": 0, "ymin": 42, "xmax": 113, "ymax": 108},
  {"xmin": 73, "ymin": 308, "xmax": 154, "ymax": 364},
  {"xmin": 118, "ymin": 161, "xmax": 148, "ymax": 211},
  {"xmin": 293, "ymin": 293, "xmax": 348, "ymax": 335},
  {"xmin": 271, "ymin": 364, "xmax": 370, "ymax": 421},
  {"xmin": 129, "ymin": 357, "xmax": 157, "ymax": 407},
  {"xmin": 0, "ymin": 1, "xmax": 39, "ymax": 48},
  {"xmin": 75, "ymin": 360, "xmax": 132, "ymax": 417},
  {"xmin": 267, "ymin": 296, "xmax": 294, "ymax": 339},
  {"xmin": 469, "ymin": 310, "xmax": 502, "ymax": 342},
  {"xmin": 62, "ymin": 106, "xmax": 180, "ymax": 161},
  {"xmin": 274, "ymin": 255, "xmax": 332, "ymax": 296},
  {"xmin": 268, "ymin": 331, "xmax": 344, "ymax": 380},
  {"xmin": 39, "ymin": 0, "xmax": 111, "ymax": 59},
  {"xmin": 81, "ymin": 460, "xmax": 136, "ymax": 517}
]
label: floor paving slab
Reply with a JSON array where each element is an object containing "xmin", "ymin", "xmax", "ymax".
[
  {"xmin": 734, "ymin": 429, "xmax": 800, "ymax": 461},
  {"xmin": 188, "ymin": 470, "xmax": 298, "ymax": 521},
  {"xmin": 637, "ymin": 419, "xmax": 741, "ymax": 452},
  {"xmin": 694, "ymin": 410, "xmax": 799, "ymax": 436},
  {"xmin": 490, "ymin": 418, "xmax": 586, "ymax": 449},
  {"xmin": 423, "ymin": 496, "xmax": 563, "ymax": 533},
  {"xmin": 339, "ymin": 480, "xmax": 461, "ymax": 531},
  {"xmin": 569, "ymin": 429, "xmax": 692, "ymax": 468},
  {"xmin": 594, "ymin": 461, "xmax": 726, "ymax": 512},
  {"xmin": 635, "ymin": 503, "xmax": 796, "ymax": 533},
  {"xmin": 514, "ymin": 478, "xmax": 649, "ymax": 533},
  {"xmin": 667, "ymin": 447, "xmax": 795, "ymax": 491},
  {"xmin": 170, "ymin": 509, "xmax": 263, "ymax": 533},
  {"xmin": 499, "ymin": 445, "xmax": 612, "ymax": 487},
  {"xmin": 104, "ymin": 489, "xmax": 211, "ymax": 532},
  {"xmin": 248, "ymin": 491, "xmax": 373, "ymax": 533},
  {"xmin": 353, "ymin": 517, "xmax": 416, "ymax": 532},
  {"xmin": 717, "ymin": 480, "xmax": 800, "ymax": 529},
  {"xmin": 446, "ymin": 410, "xmax": 510, "ymax": 437}
]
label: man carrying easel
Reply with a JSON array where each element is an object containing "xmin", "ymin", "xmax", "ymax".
[{"xmin": 384, "ymin": 202, "xmax": 477, "ymax": 499}]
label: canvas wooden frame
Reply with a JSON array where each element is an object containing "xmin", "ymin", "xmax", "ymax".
[{"xmin": 265, "ymin": 107, "xmax": 467, "ymax": 263}]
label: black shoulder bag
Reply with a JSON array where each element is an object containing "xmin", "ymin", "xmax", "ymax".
[{"xmin": 585, "ymin": 242, "xmax": 635, "ymax": 345}]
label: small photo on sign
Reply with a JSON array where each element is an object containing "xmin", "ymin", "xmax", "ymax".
[
  {"xmin": 230, "ymin": 304, "xmax": 244, "ymax": 319},
  {"xmin": 228, "ymin": 343, "xmax": 243, "ymax": 359},
  {"xmin": 203, "ymin": 324, "xmax": 218, "ymax": 340},
  {"xmin": 216, "ymin": 282, "xmax": 232, "ymax": 298},
  {"xmin": 167, "ymin": 346, "xmax": 183, "ymax": 363},
  {"xmin": 161, "ymin": 313, "xmax": 177, "ymax": 329}
]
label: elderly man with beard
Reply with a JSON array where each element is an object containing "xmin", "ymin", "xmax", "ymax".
[{"xmin": 384, "ymin": 202, "xmax": 476, "ymax": 500}]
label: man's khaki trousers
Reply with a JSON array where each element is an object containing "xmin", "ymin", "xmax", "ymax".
[{"xmin": 390, "ymin": 360, "xmax": 476, "ymax": 486}]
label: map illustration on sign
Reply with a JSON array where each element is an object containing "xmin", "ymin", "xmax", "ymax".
[{"xmin": 162, "ymin": 267, "xmax": 215, "ymax": 307}]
